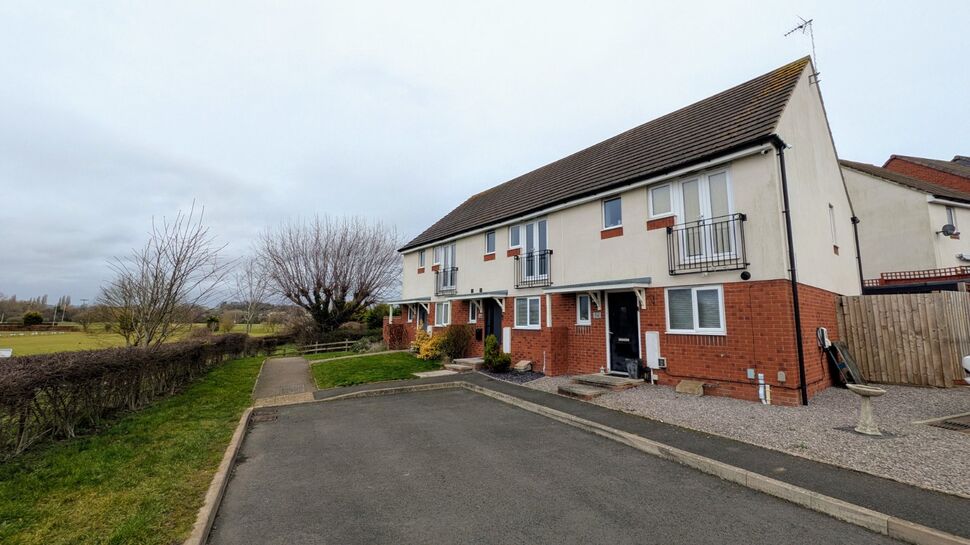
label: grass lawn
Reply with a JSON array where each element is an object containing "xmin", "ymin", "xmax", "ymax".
[
  {"xmin": 0, "ymin": 356, "xmax": 263, "ymax": 545},
  {"xmin": 311, "ymin": 352, "xmax": 440, "ymax": 389}
]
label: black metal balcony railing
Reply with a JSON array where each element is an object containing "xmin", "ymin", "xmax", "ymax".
[
  {"xmin": 515, "ymin": 250, "xmax": 553, "ymax": 288},
  {"xmin": 667, "ymin": 213, "xmax": 748, "ymax": 275},
  {"xmin": 435, "ymin": 267, "xmax": 458, "ymax": 296}
]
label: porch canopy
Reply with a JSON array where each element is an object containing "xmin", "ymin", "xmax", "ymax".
[
  {"xmin": 542, "ymin": 277, "xmax": 652, "ymax": 309},
  {"xmin": 385, "ymin": 297, "xmax": 431, "ymax": 323},
  {"xmin": 446, "ymin": 290, "xmax": 508, "ymax": 313}
]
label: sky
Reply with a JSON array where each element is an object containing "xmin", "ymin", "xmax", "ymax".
[{"xmin": 1, "ymin": 0, "xmax": 967, "ymax": 302}]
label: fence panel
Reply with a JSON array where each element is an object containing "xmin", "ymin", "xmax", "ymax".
[{"xmin": 837, "ymin": 292, "xmax": 968, "ymax": 387}]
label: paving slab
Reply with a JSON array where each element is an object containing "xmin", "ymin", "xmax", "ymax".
[
  {"xmin": 558, "ymin": 383, "xmax": 609, "ymax": 400},
  {"xmin": 208, "ymin": 389, "xmax": 898, "ymax": 545},
  {"xmin": 412, "ymin": 369, "xmax": 458, "ymax": 378},
  {"xmin": 573, "ymin": 373, "xmax": 643, "ymax": 390},
  {"xmin": 252, "ymin": 357, "xmax": 315, "ymax": 400}
]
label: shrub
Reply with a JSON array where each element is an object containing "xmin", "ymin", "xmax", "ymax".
[
  {"xmin": 351, "ymin": 337, "xmax": 376, "ymax": 353},
  {"xmin": 22, "ymin": 311, "xmax": 42, "ymax": 327},
  {"xmin": 219, "ymin": 311, "xmax": 237, "ymax": 333},
  {"xmin": 0, "ymin": 333, "xmax": 289, "ymax": 458},
  {"xmin": 411, "ymin": 329, "xmax": 429, "ymax": 353},
  {"xmin": 482, "ymin": 334, "xmax": 511, "ymax": 372},
  {"xmin": 414, "ymin": 332, "xmax": 444, "ymax": 360},
  {"xmin": 385, "ymin": 323, "xmax": 409, "ymax": 350},
  {"xmin": 185, "ymin": 326, "xmax": 214, "ymax": 340},
  {"xmin": 439, "ymin": 325, "xmax": 472, "ymax": 360}
]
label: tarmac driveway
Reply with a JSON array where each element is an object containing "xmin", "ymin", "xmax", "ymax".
[{"xmin": 207, "ymin": 388, "xmax": 899, "ymax": 545}]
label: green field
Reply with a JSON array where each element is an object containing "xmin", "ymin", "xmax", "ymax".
[
  {"xmin": 0, "ymin": 323, "xmax": 279, "ymax": 356},
  {"xmin": 0, "ymin": 355, "xmax": 262, "ymax": 545},
  {"xmin": 310, "ymin": 352, "xmax": 439, "ymax": 389}
]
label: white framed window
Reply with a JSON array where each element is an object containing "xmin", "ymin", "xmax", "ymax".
[
  {"xmin": 514, "ymin": 296, "xmax": 541, "ymax": 329},
  {"xmin": 434, "ymin": 301, "xmax": 450, "ymax": 326},
  {"xmin": 576, "ymin": 294, "xmax": 591, "ymax": 325},
  {"xmin": 828, "ymin": 203, "xmax": 838, "ymax": 245},
  {"xmin": 665, "ymin": 285, "xmax": 726, "ymax": 335},
  {"xmin": 509, "ymin": 225, "xmax": 521, "ymax": 248},
  {"xmin": 433, "ymin": 246, "xmax": 442, "ymax": 265},
  {"xmin": 418, "ymin": 250, "xmax": 425, "ymax": 268},
  {"xmin": 603, "ymin": 197, "xmax": 622, "ymax": 229},
  {"xmin": 469, "ymin": 302, "xmax": 479, "ymax": 323},
  {"xmin": 407, "ymin": 305, "xmax": 414, "ymax": 323},
  {"xmin": 649, "ymin": 184, "xmax": 673, "ymax": 218},
  {"xmin": 946, "ymin": 206, "xmax": 958, "ymax": 229},
  {"xmin": 485, "ymin": 230, "xmax": 496, "ymax": 255}
]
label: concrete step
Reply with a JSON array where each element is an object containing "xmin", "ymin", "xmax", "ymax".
[
  {"xmin": 572, "ymin": 373, "xmax": 642, "ymax": 391},
  {"xmin": 453, "ymin": 357, "xmax": 485, "ymax": 370},
  {"xmin": 444, "ymin": 363, "xmax": 477, "ymax": 372},
  {"xmin": 558, "ymin": 383, "xmax": 611, "ymax": 400},
  {"xmin": 412, "ymin": 369, "xmax": 459, "ymax": 378}
]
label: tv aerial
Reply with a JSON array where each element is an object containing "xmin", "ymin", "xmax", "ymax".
[{"xmin": 785, "ymin": 16, "xmax": 821, "ymax": 84}]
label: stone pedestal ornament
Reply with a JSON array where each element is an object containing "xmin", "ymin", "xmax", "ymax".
[{"xmin": 846, "ymin": 383, "xmax": 887, "ymax": 436}]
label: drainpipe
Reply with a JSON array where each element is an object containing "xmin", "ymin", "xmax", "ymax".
[
  {"xmin": 771, "ymin": 136, "xmax": 810, "ymax": 406},
  {"xmin": 851, "ymin": 216, "xmax": 864, "ymax": 290}
]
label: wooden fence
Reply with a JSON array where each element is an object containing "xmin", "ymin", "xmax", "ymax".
[{"xmin": 837, "ymin": 292, "xmax": 970, "ymax": 387}]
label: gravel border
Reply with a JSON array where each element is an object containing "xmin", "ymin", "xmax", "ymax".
[
  {"xmin": 479, "ymin": 370, "xmax": 545, "ymax": 384},
  {"xmin": 526, "ymin": 376, "xmax": 970, "ymax": 498}
]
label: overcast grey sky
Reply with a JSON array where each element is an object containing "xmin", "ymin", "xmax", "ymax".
[{"xmin": 1, "ymin": 1, "xmax": 967, "ymax": 302}]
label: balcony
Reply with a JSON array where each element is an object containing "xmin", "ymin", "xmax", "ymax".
[
  {"xmin": 515, "ymin": 250, "xmax": 553, "ymax": 288},
  {"xmin": 667, "ymin": 213, "xmax": 748, "ymax": 275},
  {"xmin": 435, "ymin": 267, "xmax": 458, "ymax": 296}
]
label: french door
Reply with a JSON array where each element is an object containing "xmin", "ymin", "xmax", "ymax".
[
  {"xmin": 521, "ymin": 219, "xmax": 548, "ymax": 281},
  {"xmin": 679, "ymin": 171, "xmax": 735, "ymax": 261},
  {"xmin": 439, "ymin": 243, "xmax": 456, "ymax": 289}
]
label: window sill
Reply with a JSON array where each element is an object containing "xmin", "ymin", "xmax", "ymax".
[
  {"xmin": 666, "ymin": 330, "xmax": 727, "ymax": 336},
  {"xmin": 507, "ymin": 247, "xmax": 521, "ymax": 257},
  {"xmin": 601, "ymin": 226, "xmax": 624, "ymax": 239},
  {"xmin": 483, "ymin": 253, "xmax": 496, "ymax": 261},
  {"xmin": 576, "ymin": 321, "xmax": 591, "ymax": 326},
  {"xmin": 513, "ymin": 326, "xmax": 541, "ymax": 331}
]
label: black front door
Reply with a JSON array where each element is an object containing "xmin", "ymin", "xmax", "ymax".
[
  {"xmin": 483, "ymin": 299, "xmax": 503, "ymax": 346},
  {"xmin": 607, "ymin": 292, "xmax": 640, "ymax": 375}
]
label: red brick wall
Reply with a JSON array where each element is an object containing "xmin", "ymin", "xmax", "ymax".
[
  {"xmin": 382, "ymin": 308, "xmax": 419, "ymax": 348},
  {"xmin": 884, "ymin": 157, "xmax": 970, "ymax": 193}
]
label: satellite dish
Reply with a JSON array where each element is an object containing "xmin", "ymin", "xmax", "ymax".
[{"xmin": 940, "ymin": 224, "xmax": 958, "ymax": 236}]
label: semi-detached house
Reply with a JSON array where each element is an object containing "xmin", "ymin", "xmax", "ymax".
[{"xmin": 385, "ymin": 57, "xmax": 861, "ymax": 406}]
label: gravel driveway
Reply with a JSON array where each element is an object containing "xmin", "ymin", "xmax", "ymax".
[{"xmin": 527, "ymin": 377, "xmax": 970, "ymax": 497}]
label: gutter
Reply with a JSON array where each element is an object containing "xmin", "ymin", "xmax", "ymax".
[{"xmin": 770, "ymin": 135, "xmax": 810, "ymax": 406}]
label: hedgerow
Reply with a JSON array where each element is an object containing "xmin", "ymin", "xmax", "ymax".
[{"xmin": 0, "ymin": 333, "xmax": 289, "ymax": 458}]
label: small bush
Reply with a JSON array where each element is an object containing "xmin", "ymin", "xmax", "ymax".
[
  {"xmin": 482, "ymin": 334, "xmax": 511, "ymax": 372},
  {"xmin": 415, "ymin": 333, "xmax": 444, "ymax": 360},
  {"xmin": 351, "ymin": 337, "xmax": 375, "ymax": 353},
  {"xmin": 22, "ymin": 312, "xmax": 43, "ymax": 327},
  {"xmin": 185, "ymin": 326, "xmax": 214, "ymax": 340},
  {"xmin": 439, "ymin": 325, "xmax": 472, "ymax": 360}
]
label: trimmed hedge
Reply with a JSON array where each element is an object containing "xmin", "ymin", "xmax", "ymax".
[{"xmin": 0, "ymin": 333, "xmax": 289, "ymax": 459}]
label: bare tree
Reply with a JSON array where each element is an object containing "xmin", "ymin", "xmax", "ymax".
[
  {"xmin": 99, "ymin": 205, "xmax": 231, "ymax": 348},
  {"xmin": 256, "ymin": 216, "xmax": 400, "ymax": 336},
  {"xmin": 232, "ymin": 256, "xmax": 271, "ymax": 334}
]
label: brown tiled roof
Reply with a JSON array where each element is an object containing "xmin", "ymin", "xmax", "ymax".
[
  {"xmin": 953, "ymin": 155, "xmax": 970, "ymax": 167},
  {"xmin": 400, "ymin": 57, "xmax": 811, "ymax": 251},
  {"xmin": 840, "ymin": 159, "xmax": 970, "ymax": 204},
  {"xmin": 884, "ymin": 155, "xmax": 970, "ymax": 180}
]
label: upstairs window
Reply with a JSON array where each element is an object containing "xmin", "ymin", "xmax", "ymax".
[
  {"xmin": 603, "ymin": 197, "xmax": 622, "ymax": 229},
  {"xmin": 509, "ymin": 225, "xmax": 521, "ymax": 248},
  {"xmin": 485, "ymin": 230, "xmax": 496, "ymax": 254},
  {"xmin": 418, "ymin": 250, "xmax": 425, "ymax": 267},
  {"xmin": 650, "ymin": 184, "xmax": 672, "ymax": 217}
]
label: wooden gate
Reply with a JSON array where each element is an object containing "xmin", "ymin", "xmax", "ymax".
[{"xmin": 837, "ymin": 292, "xmax": 970, "ymax": 387}]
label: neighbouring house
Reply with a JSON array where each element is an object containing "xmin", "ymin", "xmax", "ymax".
[
  {"xmin": 385, "ymin": 57, "xmax": 861, "ymax": 406},
  {"xmin": 883, "ymin": 154, "xmax": 970, "ymax": 194},
  {"xmin": 841, "ymin": 159, "xmax": 970, "ymax": 290}
]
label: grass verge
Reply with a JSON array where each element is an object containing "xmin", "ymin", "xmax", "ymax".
[
  {"xmin": 304, "ymin": 350, "xmax": 355, "ymax": 362},
  {"xmin": 0, "ymin": 356, "xmax": 262, "ymax": 545},
  {"xmin": 311, "ymin": 352, "xmax": 440, "ymax": 389}
]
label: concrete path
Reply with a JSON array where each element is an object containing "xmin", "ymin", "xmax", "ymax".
[
  {"xmin": 208, "ymin": 389, "xmax": 899, "ymax": 545},
  {"xmin": 252, "ymin": 357, "xmax": 315, "ymax": 406},
  {"xmin": 310, "ymin": 373, "xmax": 970, "ymax": 539}
]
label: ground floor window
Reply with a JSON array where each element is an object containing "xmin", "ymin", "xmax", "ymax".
[
  {"xmin": 407, "ymin": 305, "xmax": 414, "ymax": 322},
  {"xmin": 576, "ymin": 294, "xmax": 591, "ymax": 325},
  {"xmin": 514, "ymin": 296, "xmax": 540, "ymax": 329},
  {"xmin": 469, "ymin": 301, "xmax": 478, "ymax": 323},
  {"xmin": 434, "ymin": 302, "xmax": 450, "ymax": 326},
  {"xmin": 665, "ymin": 285, "xmax": 725, "ymax": 334}
]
